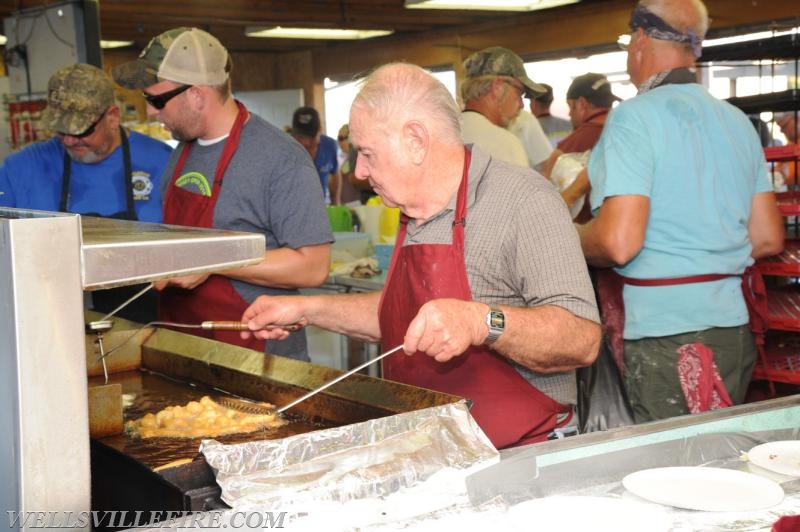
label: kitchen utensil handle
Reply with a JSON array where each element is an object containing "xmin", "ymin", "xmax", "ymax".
[
  {"xmin": 201, "ymin": 321, "xmax": 249, "ymax": 330},
  {"xmin": 201, "ymin": 321, "xmax": 303, "ymax": 332},
  {"xmin": 277, "ymin": 344, "xmax": 404, "ymax": 414}
]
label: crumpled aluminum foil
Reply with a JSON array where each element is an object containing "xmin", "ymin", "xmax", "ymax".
[{"xmin": 201, "ymin": 400, "xmax": 498, "ymax": 509}]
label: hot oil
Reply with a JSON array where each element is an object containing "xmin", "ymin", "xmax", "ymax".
[{"xmin": 93, "ymin": 369, "xmax": 334, "ymax": 470}]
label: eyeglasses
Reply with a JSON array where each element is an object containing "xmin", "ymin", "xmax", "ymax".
[
  {"xmin": 57, "ymin": 108, "xmax": 108, "ymax": 139},
  {"xmin": 143, "ymin": 84, "xmax": 192, "ymax": 110},
  {"xmin": 501, "ymin": 78, "xmax": 526, "ymax": 99}
]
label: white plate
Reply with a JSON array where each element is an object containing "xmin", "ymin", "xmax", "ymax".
[
  {"xmin": 622, "ymin": 467, "xmax": 784, "ymax": 512},
  {"xmin": 506, "ymin": 496, "xmax": 671, "ymax": 532},
  {"xmin": 748, "ymin": 440, "xmax": 800, "ymax": 477}
]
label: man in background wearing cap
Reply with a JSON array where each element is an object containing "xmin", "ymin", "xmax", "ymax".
[
  {"xmin": 460, "ymin": 46, "xmax": 548, "ymax": 169},
  {"xmin": 291, "ymin": 106, "xmax": 341, "ymax": 205},
  {"xmin": 544, "ymin": 73, "xmax": 620, "ymax": 222},
  {"xmin": 0, "ymin": 63, "xmax": 170, "ymax": 220},
  {"xmin": 530, "ymin": 83, "xmax": 572, "ymax": 148},
  {"xmin": 576, "ymin": 0, "xmax": 784, "ymax": 423},
  {"xmin": 113, "ymin": 27, "xmax": 333, "ymax": 361},
  {"xmin": 0, "ymin": 62, "xmax": 172, "ymax": 322}
]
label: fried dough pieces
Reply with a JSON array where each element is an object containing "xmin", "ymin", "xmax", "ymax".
[{"xmin": 126, "ymin": 395, "xmax": 285, "ymax": 439}]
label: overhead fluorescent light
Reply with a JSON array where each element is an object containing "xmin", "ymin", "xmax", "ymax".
[
  {"xmin": 245, "ymin": 27, "xmax": 393, "ymax": 40},
  {"xmin": 100, "ymin": 40, "xmax": 134, "ymax": 49},
  {"xmin": 405, "ymin": 0, "xmax": 579, "ymax": 11},
  {"xmin": 703, "ymin": 26, "xmax": 800, "ymax": 47}
]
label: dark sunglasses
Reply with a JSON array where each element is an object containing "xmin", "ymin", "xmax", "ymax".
[
  {"xmin": 143, "ymin": 84, "xmax": 192, "ymax": 110},
  {"xmin": 57, "ymin": 108, "xmax": 108, "ymax": 139}
]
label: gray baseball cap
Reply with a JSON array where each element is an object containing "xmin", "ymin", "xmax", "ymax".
[
  {"xmin": 463, "ymin": 46, "xmax": 545, "ymax": 97},
  {"xmin": 112, "ymin": 27, "xmax": 230, "ymax": 89}
]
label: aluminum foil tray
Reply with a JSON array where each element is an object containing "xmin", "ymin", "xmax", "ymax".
[{"xmin": 201, "ymin": 401, "xmax": 498, "ymax": 509}]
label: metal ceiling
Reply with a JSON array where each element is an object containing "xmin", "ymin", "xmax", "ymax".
[{"xmin": 0, "ymin": 0, "xmax": 550, "ymax": 54}]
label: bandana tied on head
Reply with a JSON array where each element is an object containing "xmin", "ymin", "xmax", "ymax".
[{"xmin": 629, "ymin": 4, "xmax": 703, "ymax": 58}]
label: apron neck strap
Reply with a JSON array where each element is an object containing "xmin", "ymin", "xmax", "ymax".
[{"xmin": 170, "ymin": 100, "xmax": 250, "ymax": 191}]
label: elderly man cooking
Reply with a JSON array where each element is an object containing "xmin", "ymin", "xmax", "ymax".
[{"xmin": 241, "ymin": 62, "xmax": 601, "ymax": 449}]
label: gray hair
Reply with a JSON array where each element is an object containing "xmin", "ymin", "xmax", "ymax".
[
  {"xmin": 352, "ymin": 62, "xmax": 461, "ymax": 142},
  {"xmin": 459, "ymin": 76, "xmax": 494, "ymax": 104}
]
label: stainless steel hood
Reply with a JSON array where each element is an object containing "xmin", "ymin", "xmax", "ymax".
[
  {"xmin": 1, "ymin": 207, "xmax": 266, "ymax": 291},
  {"xmin": 79, "ymin": 215, "xmax": 265, "ymax": 290}
]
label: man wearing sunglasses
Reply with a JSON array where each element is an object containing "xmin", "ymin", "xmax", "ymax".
[
  {"xmin": 459, "ymin": 46, "xmax": 550, "ymax": 170},
  {"xmin": 113, "ymin": 27, "xmax": 333, "ymax": 361},
  {"xmin": 0, "ymin": 62, "xmax": 172, "ymax": 322}
]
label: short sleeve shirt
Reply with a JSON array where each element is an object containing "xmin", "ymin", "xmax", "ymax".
[{"xmin": 588, "ymin": 84, "xmax": 773, "ymax": 339}]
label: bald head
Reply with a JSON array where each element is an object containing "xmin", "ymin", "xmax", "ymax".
[
  {"xmin": 351, "ymin": 62, "xmax": 462, "ymax": 144},
  {"xmin": 349, "ymin": 63, "xmax": 466, "ymax": 221}
]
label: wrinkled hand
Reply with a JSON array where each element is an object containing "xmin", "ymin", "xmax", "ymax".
[
  {"xmin": 153, "ymin": 272, "xmax": 211, "ymax": 291},
  {"xmin": 404, "ymin": 299, "xmax": 489, "ymax": 362},
  {"xmin": 240, "ymin": 295, "xmax": 309, "ymax": 341}
]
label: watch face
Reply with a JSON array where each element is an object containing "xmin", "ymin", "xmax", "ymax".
[{"xmin": 489, "ymin": 310, "xmax": 505, "ymax": 329}]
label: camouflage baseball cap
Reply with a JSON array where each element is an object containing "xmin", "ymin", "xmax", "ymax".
[
  {"xmin": 40, "ymin": 63, "xmax": 115, "ymax": 135},
  {"xmin": 463, "ymin": 46, "xmax": 545, "ymax": 97},
  {"xmin": 112, "ymin": 27, "xmax": 230, "ymax": 89}
]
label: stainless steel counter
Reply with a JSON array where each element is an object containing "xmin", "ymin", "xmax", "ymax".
[{"xmin": 129, "ymin": 395, "xmax": 800, "ymax": 531}]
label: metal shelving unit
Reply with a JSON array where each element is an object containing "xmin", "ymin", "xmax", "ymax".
[{"xmin": 700, "ymin": 30, "xmax": 800, "ymax": 388}]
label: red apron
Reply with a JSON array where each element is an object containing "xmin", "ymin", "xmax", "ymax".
[
  {"xmin": 378, "ymin": 148, "xmax": 570, "ymax": 449},
  {"xmin": 596, "ymin": 266, "xmax": 770, "ymax": 393},
  {"xmin": 160, "ymin": 101, "xmax": 265, "ymax": 351}
]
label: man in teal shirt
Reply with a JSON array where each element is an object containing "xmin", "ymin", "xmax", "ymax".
[{"xmin": 577, "ymin": 0, "xmax": 784, "ymax": 422}]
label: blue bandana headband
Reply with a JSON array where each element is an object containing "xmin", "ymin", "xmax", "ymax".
[{"xmin": 629, "ymin": 4, "xmax": 702, "ymax": 58}]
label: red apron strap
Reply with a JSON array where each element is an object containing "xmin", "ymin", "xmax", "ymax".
[{"xmin": 597, "ymin": 268, "xmax": 760, "ymax": 378}]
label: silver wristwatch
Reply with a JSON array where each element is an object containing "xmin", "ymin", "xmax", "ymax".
[{"xmin": 485, "ymin": 308, "xmax": 505, "ymax": 344}]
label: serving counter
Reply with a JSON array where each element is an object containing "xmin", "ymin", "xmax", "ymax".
[{"xmin": 131, "ymin": 395, "xmax": 800, "ymax": 531}]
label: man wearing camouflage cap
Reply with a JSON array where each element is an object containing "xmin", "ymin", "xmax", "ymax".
[
  {"xmin": 0, "ymin": 63, "xmax": 170, "ymax": 220},
  {"xmin": 0, "ymin": 62, "xmax": 172, "ymax": 322},
  {"xmin": 460, "ymin": 46, "xmax": 551, "ymax": 170},
  {"xmin": 112, "ymin": 27, "xmax": 333, "ymax": 361}
]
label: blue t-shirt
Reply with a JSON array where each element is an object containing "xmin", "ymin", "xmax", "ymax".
[
  {"xmin": 0, "ymin": 132, "xmax": 172, "ymax": 222},
  {"xmin": 315, "ymin": 134, "xmax": 339, "ymax": 202},
  {"xmin": 588, "ymin": 83, "xmax": 772, "ymax": 340}
]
